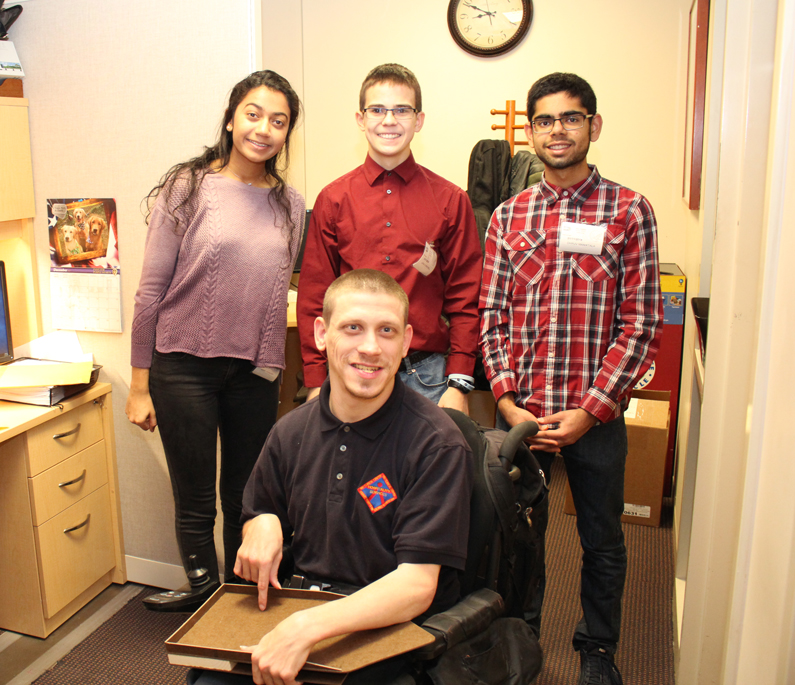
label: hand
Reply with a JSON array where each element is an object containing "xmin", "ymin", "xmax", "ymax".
[
  {"xmin": 497, "ymin": 393, "xmax": 539, "ymax": 427},
  {"xmin": 244, "ymin": 612, "xmax": 313, "ymax": 685},
  {"xmin": 306, "ymin": 387, "xmax": 321, "ymax": 402},
  {"xmin": 497, "ymin": 394, "xmax": 563, "ymax": 452},
  {"xmin": 234, "ymin": 515, "xmax": 284, "ymax": 610},
  {"xmin": 125, "ymin": 389, "xmax": 157, "ymax": 432},
  {"xmin": 437, "ymin": 386, "xmax": 469, "ymax": 415},
  {"xmin": 532, "ymin": 409, "xmax": 597, "ymax": 450}
]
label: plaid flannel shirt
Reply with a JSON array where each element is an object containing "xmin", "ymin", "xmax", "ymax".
[{"xmin": 479, "ymin": 166, "xmax": 663, "ymax": 424}]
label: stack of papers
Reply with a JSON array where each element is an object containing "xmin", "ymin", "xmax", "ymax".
[
  {"xmin": 0, "ymin": 359, "xmax": 97, "ymax": 406},
  {"xmin": 0, "ymin": 332, "xmax": 98, "ymax": 406}
]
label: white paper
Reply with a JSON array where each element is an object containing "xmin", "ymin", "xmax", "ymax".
[
  {"xmin": 14, "ymin": 331, "xmax": 93, "ymax": 363},
  {"xmin": 0, "ymin": 41, "xmax": 25, "ymax": 78},
  {"xmin": 559, "ymin": 221, "xmax": 606, "ymax": 255},
  {"xmin": 412, "ymin": 242, "xmax": 438, "ymax": 276},
  {"xmin": 624, "ymin": 397, "xmax": 639, "ymax": 420},
  {"xmin": 623, "ymin": 503, "xmax": 651, "ymax": 519}
]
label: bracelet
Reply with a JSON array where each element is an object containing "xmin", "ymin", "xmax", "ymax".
[{"xmin": 447, "ymin": 374, "xmax": 475, "ymax": 394}]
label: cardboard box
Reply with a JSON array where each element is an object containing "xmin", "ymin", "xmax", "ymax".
[{"xmin": 563, "ymin": 390, "xmax": 670, "ymax": 527}]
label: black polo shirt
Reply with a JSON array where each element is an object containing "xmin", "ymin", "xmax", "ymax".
[{"xmin": 241, "ymin": 377, "xmax": 473, "ymax": 611}]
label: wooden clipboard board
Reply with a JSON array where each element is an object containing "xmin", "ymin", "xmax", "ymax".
[{"xmin": 165, "ymin": 584, "xmax": 435, "ymax": 684}]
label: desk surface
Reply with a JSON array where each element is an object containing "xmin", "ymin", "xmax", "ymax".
[{"xmin": 0, "ymin": 382, "xmax": 111, "ymax": 445}]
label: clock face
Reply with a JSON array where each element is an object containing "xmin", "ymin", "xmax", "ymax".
[{"xmin": 448, "ymin": 0, "xmax": 532, "ymax": 57}]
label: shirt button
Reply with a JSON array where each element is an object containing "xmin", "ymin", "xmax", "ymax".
[
  {"xmin": 551, "ymin": 316, "xmax": 557, "ymax": 323},
  {"xmin": 386, "ymin": 222, "xmax": 392, "ymax": 227},
  {"xmin": 563, "ymin": 191, "xmax": 569, "ymax": 197},
  {"xmin": 340, "ymin": 445, "xmax": 347, "ymax": 452},
  {"xmin": 520, "ymin": 241, "xmax": 526, "ymax": 247},
  {"xmin": 385, "ymin": 256, "xmax": 391, "ymax": 261},
  {"xmin": 343, "ymin": 426, "xmax": 350, "ymax": 432},
  {"xmin": 387, "ymin": 189, "xmax": 392, "ymax": 194},
  {"xmin": 546, "ymin": 384, "xmax": 552, "ymax": 390},
  {"xmin": 336, "ymin": 473, "xmax": 343, "ymax": 480}
]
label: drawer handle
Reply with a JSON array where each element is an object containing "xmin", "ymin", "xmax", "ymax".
[
  {"xmin": 58, "ymin": 470, "xmax": 86, "ymax": 488},
  {"xmin": 53, "ymin": 423, "xmax": 81, "ymax": 440},
  {"xmin": 63, "ymin": 513, "xmax": 90, "ymax": 534}
]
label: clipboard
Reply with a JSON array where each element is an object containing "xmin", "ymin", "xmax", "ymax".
[{"xmin": 165, "ymin": 585, "xmax": 435, "ymax": 684}]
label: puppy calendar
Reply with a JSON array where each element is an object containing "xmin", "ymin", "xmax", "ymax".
[{"xmin": 47, "ymin": 198, "xmax": 122, "ymax": 333}]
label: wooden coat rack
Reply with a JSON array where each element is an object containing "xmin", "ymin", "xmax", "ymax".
[{"xmin": 490, "ymin": 100, "xmax": 529, "ymax": 155}]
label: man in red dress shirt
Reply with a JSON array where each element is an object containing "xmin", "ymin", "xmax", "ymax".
[{"xmin": 297, "ymin": 63, "xmax": 482, "ymax": 413}]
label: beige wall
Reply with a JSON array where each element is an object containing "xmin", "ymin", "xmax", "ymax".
[
  {"xmin": 267, "ymin": 0, "xmax": 693, "ymax": 268},
  {"xmin": 676, "ymin": 0, "xmax": 795, "ymax": 681},
  {"xmin": 14, "ymin": 0, "xmax": 254, "ymax": 584},
  {"xmin": 14, "ymin": 0, "xmax": 696, "ymax": 585}
]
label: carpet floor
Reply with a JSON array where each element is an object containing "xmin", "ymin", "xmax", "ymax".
[{"xmin": 30, "ymin": 458, "xmax": 675, "ymax": 685}]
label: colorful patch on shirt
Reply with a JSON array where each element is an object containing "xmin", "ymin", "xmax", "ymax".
[{"xmin": 357, "ymin": 473, "xmax": 397, "ymax": 514}]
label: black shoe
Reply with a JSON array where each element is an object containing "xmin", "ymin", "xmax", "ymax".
[
  {"xmin": 0, "ymin": 1, "xmax": 23, "ymax": 40},
  {"xmin": 142, "ymin": 578, "xmax": 219, "ymax": 612},
  {"xmin": 578, "ymin": 646, "xmax": 623, "ymax": 685}
]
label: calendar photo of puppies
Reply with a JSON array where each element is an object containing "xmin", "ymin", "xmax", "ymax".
[{"xmin": 47, "ymin": 198, "xmax": 117, "ymax": 267}]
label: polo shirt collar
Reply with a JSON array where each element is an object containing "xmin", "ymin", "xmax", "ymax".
[
  {"xmin": 363, "ymin": 153, "xmax": 419, "ymax": 186},
  {"xmin": 318, "ymin": 375, "xmax": 405, "ymax": 439},
  {"xmin": 539, "ymin": 164, "xmax": 601, "ymax": 207}
]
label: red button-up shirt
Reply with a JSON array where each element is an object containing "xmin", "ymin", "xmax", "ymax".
[
  {"xmin": 479, "ymin": 166, "xmax": 663, "ymax": 424},
  {"xmin": 298, "ymin": 154, "xmax": 482, "ymax": 388}
]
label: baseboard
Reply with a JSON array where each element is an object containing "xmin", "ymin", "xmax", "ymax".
[{"xmin": 124, "ymin": 556, "xmax": 185, "ymax": 590}]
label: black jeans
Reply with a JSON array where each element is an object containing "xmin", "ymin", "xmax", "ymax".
[
  {"xmin": 498, "ymin": 411, "xmax": 628, "ymax": 653},
  {"xmin": 149, "ymin": 352, "xmax": 279, "ymax": 583}
]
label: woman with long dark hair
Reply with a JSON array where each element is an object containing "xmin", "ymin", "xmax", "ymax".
[{"xmin": 126, "ymin": 70, "xmax": 304, "ymax": 609}]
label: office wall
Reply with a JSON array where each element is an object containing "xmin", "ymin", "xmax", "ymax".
[
  {"xmin": 265, "ymin": 0, "xmax": 694, "ymax": 268},
  {"xmin": 11, "ymin": 0, "xmax": 696, "ymax": 585},
  {"xmin": 12, "ymin": 0, "xmax": 255, "ymax": 584}
]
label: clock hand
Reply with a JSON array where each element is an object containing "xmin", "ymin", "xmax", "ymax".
[
  {"xmin": 485, "ymin": 0, "xmax": 494, "ymax": 26},
  {"xmin": 463, "ymin": 2, "xmax": 497, "ymax": 16}
]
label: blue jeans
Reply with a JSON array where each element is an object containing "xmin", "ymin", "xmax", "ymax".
[
  {"xmin": 398, "ymin": 352, "xmax": 447, "ymax": 404},
  {"xmin": 497, "ymin": 411, "xmax": 627, "ymax": 653},
  {"xmin": 149, "ymin": 352, "xmax": 280, "ymax": 583}
]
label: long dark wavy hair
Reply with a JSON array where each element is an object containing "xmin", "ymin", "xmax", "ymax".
[{"xmin": 144, "ymin": 70, "xmax": 302, "ymax": 259}]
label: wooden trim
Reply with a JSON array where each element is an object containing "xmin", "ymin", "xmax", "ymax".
[
  {"xmin": 0, "ymin": 96, "xmax": 29, "ymax": 107},
  {"xmin": 684, "ymin": 0, "xmax": 710, "ymax": 210}
]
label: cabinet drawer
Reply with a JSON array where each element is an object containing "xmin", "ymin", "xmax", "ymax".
[
  {"xmin": 35, "ymin": 484, "xmax": 115, "ymax": 619},
  {"xmin": 26, "ymin": 401, "xmax": 103, "ymax": 476},
  {"xmin": 28, "ymin": 441, "xmax": 108, "ymax": 526}
]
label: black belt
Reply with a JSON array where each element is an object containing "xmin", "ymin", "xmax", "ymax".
[{"xmin": 399, "ymin": 350, "xmax": 435, "ymax": 372}]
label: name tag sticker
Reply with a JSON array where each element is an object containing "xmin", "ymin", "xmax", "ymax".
[
  {"xmin": 559, "ymin": 221, "xmax": 606, "ymax": 255},
  {"xmin": 412, "ymin": 241, "xmax": 438, "ymax": 276}
]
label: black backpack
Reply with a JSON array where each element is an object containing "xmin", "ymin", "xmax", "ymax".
[{"xmin": 420, "ymin": 411, "xmax": 549, "ymax": 684}]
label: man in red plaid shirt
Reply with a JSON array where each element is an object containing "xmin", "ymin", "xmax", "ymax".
[{"xmin": 479, "ymin": 73, "xmax": 663, "ymax": 685}]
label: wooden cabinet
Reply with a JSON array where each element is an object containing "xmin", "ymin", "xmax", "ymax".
[
  {"xmin": 0, "ymin": 383, "xmax": 126, "ymax": 637},
  {"xmin": 0, "ymin": 96, "xmax": 41, "ymax": 345},
  {"xmin": 0, "ymin": 97, "xmax": 35, "ymax": 222}
]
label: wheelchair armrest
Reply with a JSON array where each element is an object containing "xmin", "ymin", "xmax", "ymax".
[{"xmin": 414, "ymin": 588, "xmax": 506, "ymax": 660}]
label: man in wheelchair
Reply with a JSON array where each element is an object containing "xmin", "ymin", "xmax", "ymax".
[{"xmin": 200, "ymin": 269, "xmax": 474, "ymax": 685}]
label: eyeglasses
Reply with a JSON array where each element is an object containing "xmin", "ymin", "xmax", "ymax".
[
  {"xmin": 531, "ymin": 113, "xmax": 594, "ymax": 133},
  {"xmin": 362, "ymin": 106, "xmax": 418, "ymax": 120}
]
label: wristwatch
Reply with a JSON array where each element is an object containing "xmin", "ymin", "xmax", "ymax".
[{"xmin": 447, "ymin": 375, "xmax": 475, "ymax": 394}]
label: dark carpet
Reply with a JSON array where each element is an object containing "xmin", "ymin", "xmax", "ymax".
[
  {"xmin": 32, "ymin": 588, "xmax": 189, "ymax": 685},
  {"xmin": 32, "ymin": 458, "xmax": 675, "ymax": 685},
  {"xmin": 536, "ymin": 457, "xmax": 675, "ymax": 685}
]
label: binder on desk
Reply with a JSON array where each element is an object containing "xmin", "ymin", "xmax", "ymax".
[{"xmin": 0, "ymin": 358, "xmax": 101, "ymax": 406}]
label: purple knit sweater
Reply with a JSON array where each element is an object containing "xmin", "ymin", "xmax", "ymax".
[{"xmin": 131, "ymin": 172, "xmax": 305, "ymax": 369}]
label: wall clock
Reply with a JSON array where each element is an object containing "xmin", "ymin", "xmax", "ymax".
[{"xmin": 447, "ymin": 0, "xmax": 533, "ymax": 57}]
